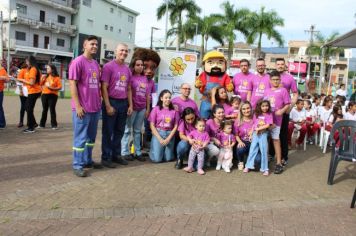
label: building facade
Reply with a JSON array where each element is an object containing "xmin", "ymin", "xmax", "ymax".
[{"xmin": 71, "ymin": 0, "xmax": 139, "ymax": 64}]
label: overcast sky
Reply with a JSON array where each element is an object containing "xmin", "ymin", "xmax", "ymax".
[{"xmin": 123, "ymin": 0, "xmax": 356, "ymax": 50}]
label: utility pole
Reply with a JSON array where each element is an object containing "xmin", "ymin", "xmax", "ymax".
[{"xmin": 305, "ymin": 25, "xmax": 319, "ymax": 80}]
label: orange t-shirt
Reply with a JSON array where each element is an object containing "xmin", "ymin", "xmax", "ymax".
[
  {"xmin": 0, "ymin": 67, "xmax": 7, "ymax": 92},
  {"xmin": 24, "ymin": 67, "xmax": 42, "ymax": 94},
  {"xmin": 41, "ymin": 75, "xmax": 62, "ymax": 96}
]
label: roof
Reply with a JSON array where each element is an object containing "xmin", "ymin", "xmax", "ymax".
[
  {"xmin": 261, "ymin": 47, "xmax": 288, "ymax": 54},
  {"xmin": 103, "ymin": 0, "xmax": 139, "ymax": 16},
  {"xmin": 323, "ymin": 28, "xmax": 356, "ymax": 48}
]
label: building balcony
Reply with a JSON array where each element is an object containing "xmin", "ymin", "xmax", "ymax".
[{"xmin": 30, "ymin": 0, "xmax": 77, "ymax": 14}]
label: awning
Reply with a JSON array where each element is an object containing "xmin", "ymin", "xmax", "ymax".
[{"xmin": 323, "ymin": 28, "xmax": 356, "ymax": 48}]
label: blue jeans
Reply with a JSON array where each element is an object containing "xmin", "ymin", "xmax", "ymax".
[
  {"xmin": 121, "ymin": 109, "xmax": 146, "ymax": 156},
  {"xmin": 245, "ymin": 132, "xmax": 268, "ymax": 172},
  {"xmin": 101, "ymin": 98, "xmax": 128, "ymax": 161},
  {"xmin": 200, "ymin": 99, "xmax": 212, "ymax": 119},
  {"xmin": 176, "ymin": 140, "xmax": 191, "ymax": 161},
  {"xmin": 72, "ymin": 111, "xmax": 100, "ymax": 170},
  {"xmin": 0, "ymin": 91, "xmax": 5, "ymax": 128},
  {"xmin": 236, "ymin": 140, "xmax": 251, "ymax": 163},
  {"xmin": 149, "ymin": 129, "xmax": 175, "ymax": 163}
]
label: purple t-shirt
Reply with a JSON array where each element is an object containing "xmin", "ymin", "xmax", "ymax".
[
  {"xmin": 68, "ymin": 55, "xmax": 101, "ymax": 113},
  {"xmin": 188, "ymin": 130, "xmax": 210, "ymax": 145},
  {"xmin": 171, "ymin": 96, "xmax": 199, "ymax": 116},
  {"xmin": 205, "ymin": 118, "xmax": 221, "ymax": 137},
  {"xmin": 148, "ymin": 106, "xmax": 179, "ymax": 130},
  {"xmin": 131, "ymin": 75, "xmax": 152, "ymax": 111},
  {"xmin": 177, "ymin": 120, "xmax": 196, "ymax": 136},
  {"xmin": 216, "ymin": 132, "xmax": 235, "ymax": 147},
  {"xmin": 251, "ymin": 73, "xmax": 271, "ymax": 109},
  {"xmin": 253, "ymin": 113, "xmax": 273, "ymax": 129},
  {"xmin": 263, "ymin": 87, "xmax": 291, "ymax": 126},
  {"xmin": 280, "ymin": 72, "xmax": 298, "ymax": 94},
  {"xmin": 232, "ymin": 72, "xmax": 253, "ymax": 102},
  {"xmin": 101, "ymin": 60, "xmax": 132, "ymax": 99},
  {"xmin": 234, "ymin": 119, "xmax": 254, "ymax": 142},
  {"xmin": 226, "ymin": 106, "xmax": 239, "ymax": 116},
  {"xmin": 147, "ymin": 79, "xmax": 156, "ymax": 96}
]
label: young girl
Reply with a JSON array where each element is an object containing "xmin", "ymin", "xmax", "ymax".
[
  {"xmin": 211, "ymin": 86, "xmax": 231, "ymax": 112},
  {"xmin": 215, "ymin": 120, "xmax": 236, "ymax": 173},
  {"xmin": 304, "ymin": 99, "xmax": 320, "ymax": 144},
  {"xmin": 344, "ymin": 101, "xmax": 356, "ymax": 121},
  {"xmin": 234, "ymin": 101, "xmax": 254, "ymax": 170},
  {"xmin": 176, "ymin": 107, "xmax": 197, "ymax": 169},
  {"xmin": 39, "ymin": 64, "xmax": 62, "ymax": 129},
  {"xmin": 149, "ymin": 89, "xmax": 179, "ymax": 163},
  {"xmin": 326, "ymin": 105, "xmax": 343, "ymax": 131},
  {"xmin": 312, "ymin": 94, "xmax": 322, "ymax": 117},
  {"xmin": 244, "ymin": 100, "xmax": 273, "ymax": 176},
  {"xmin": 184, "ymin": 118, "xmax": 210, "ymax": 175},
  {"xmin": 121, "ymin": 58, "xmax": 153, "ymax": 162},
  {"xmin": 225, "ymin": 95, "xmax": 241, "ymax": 119},
  {"xmin": 319, "ymin": 96, "xmax": 333, "ymax": 127}
]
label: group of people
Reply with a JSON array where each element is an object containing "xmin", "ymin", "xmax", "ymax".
[{"xmin": 0, "ymin": 57, "xmax": 62, "ymax": 132}]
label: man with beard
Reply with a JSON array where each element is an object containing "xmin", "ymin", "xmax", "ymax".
[
  {"xmin": 195, "ymin": 51, "xmax": 233, "ymax": 119},
  {"xmin": 251, "ymin": 58, "xmax": 271, "ymax": 109},
  {"xmin": 232, "ymin": 59, "xmax": 253, "ymax": 103}
]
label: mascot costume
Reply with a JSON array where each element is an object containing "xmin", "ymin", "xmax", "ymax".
[{"xmin": 195, "ymin": 51, "xmax": 233, "ymax": 119}]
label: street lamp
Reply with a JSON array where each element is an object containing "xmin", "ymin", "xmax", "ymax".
[
  {"xmin": 150, "ymin": 27, "xmax": 159, "ymax": 50},
  {"xmin": 193, "ymin": 23, "xmax": 198, "ymax": 54}
]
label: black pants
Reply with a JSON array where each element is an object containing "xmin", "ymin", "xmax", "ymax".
[
  {"xmin": 26, "ymin": 93, "xmax": 41, "ymax": 129},
  {"xmin": 19, "ymin": 96, "xmax": 27, "ymax": 124},
  {"xmin": 269, "ymin": 113, "xmax": 290, "ymax": 162},
  {"xmin": 40, "ymin": 94, "xmax": 58, "ymax": 127}
]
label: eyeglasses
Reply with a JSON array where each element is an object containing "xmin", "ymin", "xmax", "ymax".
[{"xmin": 182, "ymin": 88, "xmax": 191, "ymax": 90}]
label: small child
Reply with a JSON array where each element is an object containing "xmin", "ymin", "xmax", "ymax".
[
  {"xmin": 215, "ymin": 120, "xmax": 236, "ymax": 172},
  {"xmin": 344, "ymin": 101, "xmax": 356, "ymax": 121},
  {"xmin": 225, "ymin": 95, "xmax": 241, "ymax": 119},
  {"xmin": 304, "ymin": 99, "xmax": 320, "ymax": 144},
  {"xmin": 184, "ymin": 118, "xmax": 210, "ymax": 175},
  {"xmin": 244, "ymin": 100, "xmax": 273, "ymax": 176}
]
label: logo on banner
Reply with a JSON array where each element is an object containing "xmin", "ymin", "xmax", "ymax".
[{"xmin": 169, "ymin": 57, "xmax": 187, "ymax": 76}]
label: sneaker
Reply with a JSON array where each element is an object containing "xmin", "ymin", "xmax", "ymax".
[
  {"xmin": 243, "ymin": 167, "xmax": 249, "ymax": 173},
  {"xmin": 73, "ymin": 169, "xmax": 87, "ymax": 177},
  {"xmin": 197, "ymin": 169, "xmax": 205, "ymax": 175},
  {"xmin": 238, "ymin": 162, "xmax": 244, "ymax": 170},
  {"xmin": 262, "ymin": 171, "xmax": 269, "ymax": 176},
  {"xmin": 17, "ymin": 123, "xmax": 24, "ymax": 128},
  {"xmin": 183, "ymin": 166, "xmax": 193, "ymax": 173},
  {"xmin": 51, "ymin": 126, "xmax": 58, "ymax": 130},
  {"xmin": 113, "ymin": 157, "xmax": 128, "ymax": 165},
  {"xmin": 36, "ymin": 125, "xmax": 45, "ymax": 129},
  {"xmin": 216, "ymin": 163, "xmax": 221, "ymax": 170},
  {"xmin": 274, "ymin": 164, "xmax": 283, "ymax": 174},
  {"xmin": 135, "ymin": 155, "xmax": 146, "ymax": 162},
  {"xmin": 175, "ymin": 159, "xmax": 183, "ymax": 169},
  {"xmin": 123, "ymin": 155, "xmax": 135, "ymax": 161},
  {"xmin": 101, "ymin": 160, "xmax": 117, "ymax": 168},
  {"xmin": 281, "ymin": 160, "xmax": 288, "ymax": 167},
  {"xmin": 308, "ymin": 140, "xmax": 314, "ymax": 145},
  {"xmin": 84, "ymin": 162, "xmax": 103, "ymax": 169},
  {"xmin": 0, "ymin": 127, "xmax": 4, "ymax": 130},
  {"xmin": 223, "ymin": 166, "xmax": 231, "ymax": 173},
  {"xmin": 23, "ymin": 128, "xmax": 35, "ymax": 133}
]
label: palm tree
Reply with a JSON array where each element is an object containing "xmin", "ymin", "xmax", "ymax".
[
  {"xmin": 157, "ymin": 0, "xmax": 201, "ymax": 50},
  {"xmin": 246, "ymin": 6, "xmax": 284, "ymax": 58},
  {"xmin": 214, "ymin": 1, "xmax": 251, "ymax": 66},
  {"xmin": 166, "ymin": 18, "xmax": 197, "ymax": 49}
]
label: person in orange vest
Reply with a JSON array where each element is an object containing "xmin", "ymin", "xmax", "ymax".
[
  {"xmin": 39, "ymin": 64, "xmax": 62, "ymax": 129},
  {"xmin": 0, "ymin": 64, "xmax": 10, "ymax": 129}
]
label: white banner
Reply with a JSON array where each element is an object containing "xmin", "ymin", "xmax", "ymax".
[
  {"xmin": 157, "ymin": 50, "xmax": 197, "ymax": 100},
  {"xmin": 344, "ymin": 49, "xmax": 352, "ymax": 59}
]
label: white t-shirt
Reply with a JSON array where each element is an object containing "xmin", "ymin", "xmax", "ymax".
[
  {"xmin": 344, "ymin": 112, "xmax": 356, "ymax": 121},
  {"xmin": 290, "ymin": 108, "xmax": 306, "ymax": 122},
  {"xmin": 319, "ymin": 106, "xmax": 332, "ymax": 124},
  {"xmin": 336, "ymin": 89, "xmax": 346, "ymax": 97},
  {"xmin": 305, "ymin": 109, "xmax": 316, "ymax": 119}
]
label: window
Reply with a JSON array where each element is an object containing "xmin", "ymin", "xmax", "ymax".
[
  {"xmin": 83, "ymin": 0, "xmax": 91, "ymax": 7},
  {"xmin": 40, "ymin": 10, "xmax": 45, "ymax": 22},
  {"xmin": 87, "ymin": 19, "xmax": 93, "ymax": 27},
  {"xmin": 105, "ymin": 25, "xmax": 108, "ymax": 30},
  {"xmin": 57, "ymin": 15, "xmax": 66, "ymax": 24},
  {"xmin": 118, "ymin": 29, "xmax": 121, "ymax": 34},
  {"xmin": 57, "ymin": 38, "xmax": 65, "ymax": 47},
  {"xmin": 15, "ymin": 31, "xmax": 26, "ymax": 41},
  {"xmin": 118, "ymin": 10, "xmax": 122, "ymax": 17},
  {"xmin": 103, "ymin": 44, "xmax": 107, "ymax": 49},
  {"xmin": 128, "ymin": 15, "xmax": 133, "ymax": 23},
  {"xmin": 44, "ymin": 36, "xmax": 50, "ymax": 49},
  {"xmin": 16, "ymin": 4, "xmax": 27, "ymax": 14},
  {"xmin": 128, "ymin": 32, "xmax": 132, "ymax": 40},
  {"xmin": 110, "ymin": 26, "xmax": 113, "ymax": 32},
  {"xmin": 270, "ymin": 58, "xmax": 276, "ymax": 63},
  {"xmin": 110, "ymin": 8, "xmax": 114, "ymax": 13},
  {"xmin": 33, "ymin": 34, "xmax": 38, "ymax": 47}
]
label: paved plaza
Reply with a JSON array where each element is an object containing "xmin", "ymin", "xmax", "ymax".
[{"xmin": 0, "ymin": 96, "xmax": 355, "ymax": 235}]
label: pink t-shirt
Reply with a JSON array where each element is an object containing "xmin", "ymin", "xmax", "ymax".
[
  {"xmin": 148, "ymin": 106, "xmax": 179, "ymax": 130},
  {"xmin": 232, "ymin": 72, "xmax": 253, "ymax": 102},
  {"xmin": 280, "ymin": 72, "xmax": 298, "ymax": 94},
  {"xmin": 221, "ymin": 103, "xmax": 232, "ymax": 114},
  {"xmin": 234, "ymin": 119, "xmax": 254, "ymax": 142},
  {"xmin": 188, "ymin": 130, "xmax": 210, "ymax": 145},
  {"xmin": 205, "ymin": 118, "xmax": 221, "ymax": 137},
  {"xmin": 253, "ymin": 113, "xmax": 273, "ymax": 129},
  {"xmin": 171, "ymin": 96, "xmax": 199, "ymax": 116},
  {"xmin": 131, "ymin": 75, "xmax": 152, "ymax": 111},
  {"xmin": 177, "ymin": 120, "xmax": 196, "ymax": 136},
  {"xmin": 263, "ymin": 87, "xmax": 291, "ymax": 126},
  {"xmin": 68, "ymin": 55, "xmax": 101, "ymax": 113},
  {"xmin": 251, "ymin": 73, "xmax": 271, "ymax": 109},
  {"xmin": 101, "ymin": 60, "xmax": 132, "ymax": 99},
  {"xmin": 226, "ymin": 106, "xmax": 239, "ymax": 116},
  {"xmin": 216, "ymin": 132, "xmax": 235, "ymax": 147}
]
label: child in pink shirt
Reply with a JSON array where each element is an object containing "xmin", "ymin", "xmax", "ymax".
[{"xmin": 215, "ymin": 120, "xmax": 236, "ymax": 173}]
